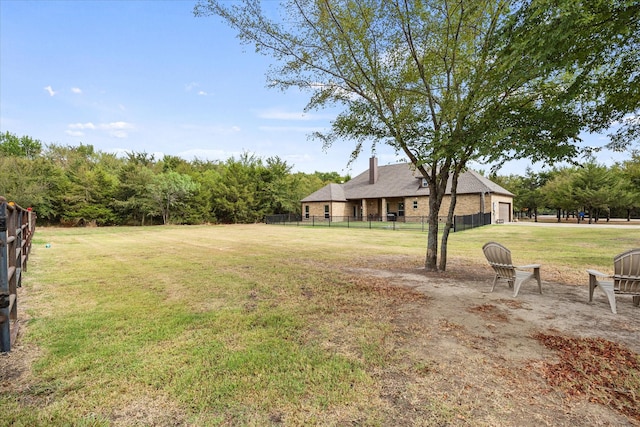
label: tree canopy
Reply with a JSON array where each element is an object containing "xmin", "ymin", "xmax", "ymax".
[
  {"xmin": 505, "ymin": 0, "xmax": 640, "ymax": 152},
  {"xmin": 0, "ymin": 131, "xmax": 42, "ymax": 159}
]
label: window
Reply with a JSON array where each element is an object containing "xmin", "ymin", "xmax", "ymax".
[
  {"xmin": 305, "ymin": 205, "xmax": 309, "ymax": 219},
  {"xmin": 324, "ymin": 205, "xmax": 329, "ymax": 219},
  {"xmin": 422, "ymin": 178, "xmax": 428, "ymax": 187},
  {"xmin": 413, "ymin": 200, "xmax": 418, "ymax": 209}
]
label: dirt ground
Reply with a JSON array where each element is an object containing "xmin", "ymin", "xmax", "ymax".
[{"xmin": 345, "ymin": 255, "xmax": 640, "ymax": 426}]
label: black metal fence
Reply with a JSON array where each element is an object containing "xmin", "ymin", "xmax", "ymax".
[
  {"xmin": 1, "ymin": 197, "xmax": 36, "ymax": 352},
  {"xmin": 453, "ymin": 212, "xmax": 492, "ymax": 232},
  {"xmin": 266, "ymin": 212, "xmax": 493, "ymax": 232}
]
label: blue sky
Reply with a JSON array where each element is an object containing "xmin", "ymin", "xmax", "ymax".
[{"xmin": 0, "ymin": 0, "xmax": 629, "ymax": 176}]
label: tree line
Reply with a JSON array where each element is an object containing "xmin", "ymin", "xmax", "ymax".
[
  {"xmin": 492, "ymin": 153, "xmax": 640, "ymax": 223},
  {"xmin": 4, "ymin": 131, "xmax": 639, "ymax": 227},
  {"xmin": 0, "ymin": 131, "xmax": 349, "ymax": 226}
]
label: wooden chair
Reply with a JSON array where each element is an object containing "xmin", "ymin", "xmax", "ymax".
[
  {"xmin": 587, "ymin": 248, "xmax": 640, "ymax": 314},
  {"xmin": 482, "ymin": 242, "xmax": 542, "ymax": 297}
]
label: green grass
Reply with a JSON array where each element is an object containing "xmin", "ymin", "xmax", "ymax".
[{"xmin": 2, "ymin": 223, "xmax": 639, "ymax": 425}]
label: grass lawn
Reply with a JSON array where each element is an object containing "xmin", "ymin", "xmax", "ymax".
[{"xmin": 1, "ymin": 224, "xmax": 638, "ymax": 426}]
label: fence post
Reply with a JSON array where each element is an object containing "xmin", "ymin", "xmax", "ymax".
[
  {"xmin": 0, "ymin": 199, "xmax": 17, "ymax": 353},
  {"xmin": 0, "ymin": 200, "xmax": 9, "ymax": 352}
]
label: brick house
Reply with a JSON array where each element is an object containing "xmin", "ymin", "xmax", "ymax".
[{"xmin": 301, "ymin": 158, "xmax": 514, "ymax": 223}]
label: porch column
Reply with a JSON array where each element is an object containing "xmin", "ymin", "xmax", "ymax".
[{"xmin": 381, "ymin": 197, "xmax": 387, "ymax": 221}]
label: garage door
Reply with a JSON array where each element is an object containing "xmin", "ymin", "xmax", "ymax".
[{"xmin": 498, "ymin": 202, "xmax": 511, "ymax": 223}]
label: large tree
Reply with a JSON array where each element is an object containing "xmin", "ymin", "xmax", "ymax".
[
  {"xmin": 0, "ymin": 131, "xmax": 42, "ymax": 159},
  {"xmin": 148, "ymin": 171, "xmax": 199, "ymax": 225},
  {"xmin": 210, "ymin": 154, "xmax": 265, "ymax": 224},
  {"xmin": 196, "ymin": 0, "xmax": 596, "ymax": 271},
  {"xmin": 571, "ymin": 160, "xmax": 622, "ymax": 223},
  {"xmin": 44, "ymin": 144, "xmax": 121, "ymax": 226},
  {"xmin": 541, "ymin": 168, "xmax": 578, "ymax": 222},
  {"xmin": 0, "ymin": 156, "xmax": 63, "ymax": 218},
  {"xmin": 114, "ymin": 152, "xmax": 158, "ymax": 225}
]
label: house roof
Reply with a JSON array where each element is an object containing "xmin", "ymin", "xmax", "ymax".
[
  {"xmin": 301, "ymin": 182, "xmax": 347, "ymax": 202},
  {"xmin": 301, "ymin": 162, "xmax": 513, "ymax": 202}
]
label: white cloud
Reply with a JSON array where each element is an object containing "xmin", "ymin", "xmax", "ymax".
[
  {"xmin": 111, "ymin": 130, "xmax": 128, "ymax": 139},
  {"xmin": 44, "ymin": 85, "xmax": 57, "ymax": 96},
  {"xmin": 100, "ymin": 122, "xmax": 134, "ymax": 138},
  {"xmin": 71, "ymin": 87, "xmax": 82, "ymax": 94},
  {"xmin": 66, "ymin": 121, "xmax": 134, "ymax": 138},
  {"xmin": 185, "ymin": 82, "xmax": 210, "ymax": 96},
  {"xmin": 101, "ymin": 121, "xmax": 133, "ymax": 130},
  {"xmin": 68, "ymin": 122, "xmax": 96, "ymax": 130}
]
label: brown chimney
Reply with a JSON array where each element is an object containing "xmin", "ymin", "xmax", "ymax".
[{"xmin": 369, "ymin": 156, "xmax": 378, "ymax": 184}]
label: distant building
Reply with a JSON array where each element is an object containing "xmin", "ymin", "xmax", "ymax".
[{"xmin": 301, "ymin": 157, "xmax": 513, "ymax": 223}]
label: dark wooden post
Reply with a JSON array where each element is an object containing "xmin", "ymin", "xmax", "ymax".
[{"xmin": 0, "ymin": 198, "xmax": 13, "ymax": 352}]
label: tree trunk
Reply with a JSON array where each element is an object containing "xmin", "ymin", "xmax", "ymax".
[
  {"xmin": 438, "ymin": 169, "xmax": 461, "ymax": 272},
  {"xmin": 425, "ymin": 196, "xmax": 439, "ymax": 271},
  {"xmin": 439, "ymin": 224, "xmax": 452, "ymax": 272},
  {"xmin": 163, "ymin": 198, "xmax": 170, "ymax": 225},
  {"xmin": 425, "ymin": 172, "xmax": 447, "ymax": 271}
]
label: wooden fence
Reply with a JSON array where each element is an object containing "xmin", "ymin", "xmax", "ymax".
[{"xmin": 0, "ymin": 197, "xmax": 36, "ymax": 352}]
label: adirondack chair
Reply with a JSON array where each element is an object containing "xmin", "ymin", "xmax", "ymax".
[
  {"xmin": 482, "ymin": 242, "xmax": 542, "ymax": 297},
  {"xmin": 587, "ymin": 248, "xmax": 640, "ymax": 314}
]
